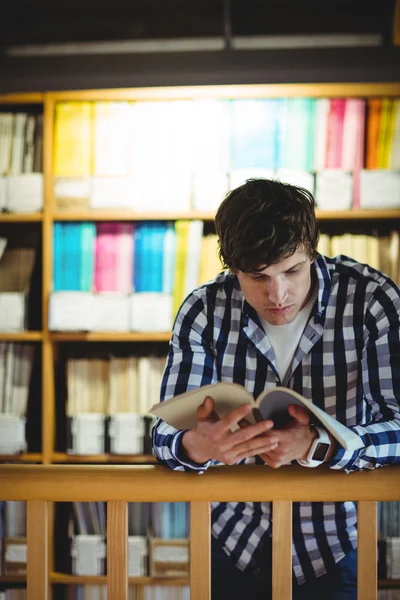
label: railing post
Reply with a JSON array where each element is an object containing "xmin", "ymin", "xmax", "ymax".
[
  {"xmin": 273, "ymin": 500, "xmax": 292, "ymax": 600},
  {"xmin": 190, "ymin": 501, "xmax": 211, "ymax": 600},
  {"xmin": 107, "ymin": 500, "xmax": 128, "ymax": 600},
  {"xmin": 358, "ymin": 500, "xmax": 377, "ymax": 600},
  {"xmin": 27, "ymin": 500, "xmax": 48, "ymax": 600}
]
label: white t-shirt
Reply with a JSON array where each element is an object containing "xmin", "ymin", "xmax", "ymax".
[{"xmin": 259, "ymin": 287, "xmax": 318, "ymax": 382}]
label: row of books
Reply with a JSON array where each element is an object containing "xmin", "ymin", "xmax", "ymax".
[
  {"xmin": 70, "ymin": 501, "xmax": 189, "ymax": 539},
  {"xmin": 54, "ymin": 167, "xmax": 400, "ymax": 214},
  {"xmin": 0, "ymin": 591, "xmax": 26, "ymax": 600},
  {"xmin": 0, "ymin": 112, "xmax": 43, "ymax": 177},
  {"xmin": 0, "ymin": 501, "xmax": 26, "ymax": 576},
  {"xmin": 0, "ymin": 344, "xmax": 35, "ymax": 416},
  {"xmin": 63, "ymin": 586, "xmax": 190, "ymax": 600},
  {"xmin": 67, "ymin": 414, "xmax": 155, "ymax": 455},
  {"xmin": 58, "ymin": 502, "xmax": 189, "ymax": 576},
  {"xmin": 379, "ymin": 502, "xmax": 400, "ymax": 538},
  {"xmin": 67, "ymin": 355, "xmax": 165, "ymax": 416},
  {"xmin": 378, "ymin": 592, "xmax": 400, "ymax": 600},
  {"xmin": 379, "ymin": 538, "xmax": 400, "ymax": 580},
  {"xmin": 0, "ymin": 344, "xmax": 35, "ymax": 455},
  {"xmin": 52, "ymin": 221, "xmax": 221, "ymax": 317},
  {"xmin": 0, "ymin": 236, "xmax": 38, "ymax": 333},
  {"xmin": 319, "ymin": 231, "xmax": 400, "ymax": 284},
  {"xmin": 52, "ymin": 98, "xmax": 400, "ymax": 211},
  {"xmin": 52, "ymin": 98, "xmax": 399, "ymax": 178},
  {"xmin": 0, "ymin": 174, "xmax": 43, "ymax": 213}
]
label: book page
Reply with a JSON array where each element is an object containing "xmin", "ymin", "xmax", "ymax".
[
  {"xmin": 150, "ymin": 382, "xmax": 256, "ymax": 430},
  {"xmin": 257, "ymin": 388, "xmax": 364, "ymax": 452}
]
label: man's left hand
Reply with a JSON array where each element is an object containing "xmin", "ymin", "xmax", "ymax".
[{"xmin": 259, "ymin": 404, "xmax": 317, "ymax": 468}]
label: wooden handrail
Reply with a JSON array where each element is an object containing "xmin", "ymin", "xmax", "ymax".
[
  {"xmin": 1, "ymin": 464, "xmax": 399, "ymax": 600},
  {"xmin": 1, "ymin": 463, "xmax": 399, "ymax": 501}
]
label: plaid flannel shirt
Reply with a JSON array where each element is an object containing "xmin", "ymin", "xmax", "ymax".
[{"xmin": 153, "ymin": 254, "xmax": 400, "ymax": 584}]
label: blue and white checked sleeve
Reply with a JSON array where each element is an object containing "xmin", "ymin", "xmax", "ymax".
[
  {"xmin": 152, "ymin": 288, "xmax": 218, "ymax": 472},
  {"xmin": 331, "ymin": 284, "xmax": 400, "ymax": 472}
]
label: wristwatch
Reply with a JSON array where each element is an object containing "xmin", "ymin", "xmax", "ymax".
[{"xmin": 297, "ymin": 425, "xmax": 331, "ymax": 468}]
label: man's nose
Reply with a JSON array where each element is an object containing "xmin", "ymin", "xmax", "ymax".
[{"xmin": 267, "ymin": 278, "xmax": 287, "ymax": 305}]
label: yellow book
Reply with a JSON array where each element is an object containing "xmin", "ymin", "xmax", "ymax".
[
  {"xmin": 366, "ymin": 236, "xmax": 380, "ymax": 271},
  {"xmin": 330, "ymin": 234, "xmax": 352, "ymax": 258},
  {"xmin": 198, "ymin": 234, "xmax": 223, "ymax": 286},
  {"xmin": 173, "ymin": 220, "xmax": 190, "ymax": 317},
  {"xmin": 383, "ymin": 99, "xmax": 397, "ymax": 169},
  {"xmin": 376, "ymin": 98, "xmax": 390, "ymax": 169},
  {"xmin": 53, "ymin": 102, "xmax": 93, "ymax": 177},
  {"xmin": 351, "ymin": 235, "xmax": 369, "ymax": 264},
  {"xmin": 317, "ymin": 233, "xmax": 331, "ymax": 257}
]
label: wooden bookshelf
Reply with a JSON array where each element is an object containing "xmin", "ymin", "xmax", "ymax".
[
  {"xmin": 0, "ymin": 453, "xmax": 42, "ymax": 462},
  {"xmin": 50, "ymin": 572, "xmax": 189, "ymax": 585},
  {"xmin": 50, "ymin": 209, "xmax": 400, "ymax": 222},
  {"xmin": 0, "ymin": 332, "xmax": 43, "ymax": 342},
  {"xmin": 2, "ymin": 84, "xmax": 400, "ymax": 597},
  {"xmin": 52, "ymin": 210, "xmax": 216, "ymax": 222},
  {"xmin": 48, "ymin": 82, "xmax": 400, "ymax": 102},
  {"xmin": 52, "ymin": 453, "xmax": 157, "ymax": 464},
  {"xmin": 378, "ymin": 579, "xmax": 400, "ymax": 588},
  {"xmin": 0, "ymin": 93, "xmax": 43, "ymax": 104},
  {"xmin": 49, "ymin": 332, "xmax": 171, "ymax": 342},
  {"xmin": 0, "ymin": 575, "xmax": 27, "ymax": 583},
  {"xmin": 0, "ymin": 213, "xmax": 43, "ymax": 223}
]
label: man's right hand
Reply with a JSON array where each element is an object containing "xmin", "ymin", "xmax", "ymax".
[{"xmin": 181, "ymin": 396, "xmax": 278, "ymax": 465}]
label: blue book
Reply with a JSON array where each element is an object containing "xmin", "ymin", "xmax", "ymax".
[
  {"xmin": 162, "ymin": 222, "xmax": 176, "ymax": 294},
  {"xmin": 133, "ymin": 224, "xmax": 143, "ymax": 292},
  {"xmin": 79, "ymin": 222, "xmax": 96, "ymax": 291},
  {"xmin": 53, "ymin": 222, "xmax": 63, "ymax": 291}
]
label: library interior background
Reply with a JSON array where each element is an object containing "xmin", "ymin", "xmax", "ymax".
[{"xmin": 1, "ymin": 0, "xmax": 400, "ymax": 598}]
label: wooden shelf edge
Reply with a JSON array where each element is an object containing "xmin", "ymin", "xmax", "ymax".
[
  {"xmin": 52, "ymin": 453, "xmax": 157, "ymax": 464},
  {"xmin": 49, "ymin": 332, "xmax": 171, "ymax": 342},
  {"xmin": 0, "ymin": 92, "xmax": 43, "ymax": 104},
  {"xmin": 47, "ymin": 83, "xmax": 400, "ymax": 102},
  {"xmin": 0, "ymin": 332, "xmax": 43, "ymax": 341},
  {"xmin": 0, "ymin": 575, "xmax": 27, "ymax": 582},
  {"xmin": 0, "ymin": 453, "xmax": 42, "ymax": 463},
  {"xmin": 52, "ymin": 210, "xmax": 216, "ymax": 221},
  {"xmin": 50, "ymin": 572, "xmax": 189, "ymax": 585},
  {"xmin": 0, "ymin": 213, "xmax": 43, "ymax": 222},
  {"xmin": 378, "ymin": 579, "xmax": 400, "ymax": 588},
  {"xmin": 51, "ymin": 209, "xmax": 400, "ymax": 222},
  {"xmin": 315, "ymin": 209, "xmax": 400, "ymax": 220}
]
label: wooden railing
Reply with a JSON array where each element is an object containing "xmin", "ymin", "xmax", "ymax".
[{"xmin": 1, "ymin": 463, "xmax": 400, "ymax": 600}]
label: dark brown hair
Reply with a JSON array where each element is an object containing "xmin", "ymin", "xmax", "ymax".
[{"xmin": 215, "ymin": 178, "xmax": 319, "ymax": 272}]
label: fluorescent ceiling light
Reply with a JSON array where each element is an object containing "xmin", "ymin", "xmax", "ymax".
[
  {"xmin": 6, "ymin": 37, "xmax": 226, "ymax": 57},
  {"xmin": 5, "ymin": 33, "xmax": 382, "ymax": 57},
  {"xmin": 233, "ymin": 33, "xmax": 383, "ymax": 50}
]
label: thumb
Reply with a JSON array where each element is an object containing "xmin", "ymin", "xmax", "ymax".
[
  {"xmin": 196, "ymin": 396, "xmax": 219, "ymax": 423},
  {"xmin": 288, "ymin": 404, "xmax": 310, "ymax": 426}
]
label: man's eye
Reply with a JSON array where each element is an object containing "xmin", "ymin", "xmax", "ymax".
[
  {"xmin": 286, "ymin": 269, "xmax": 299, "ymax": 275},
  {"xmin": 250, "ymin": 274, "xmax": 265, "ymax": 281}
]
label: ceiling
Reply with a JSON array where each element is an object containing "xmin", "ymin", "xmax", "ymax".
[{"xmin": 2, "ymin": 0, "xmax": 397, "ymax": 46}]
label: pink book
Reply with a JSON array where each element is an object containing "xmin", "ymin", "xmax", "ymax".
[
  {"xmin": 94, "ymin": 222, "xmax": 119, "ymax": 291},
  {"xmin": 325, "ymin": 99, "xmax": 345, "ymax": 168},
  {"xmin": 351, "ymin": 100, "xmax": 366, "ymax": 209},
  {"xmin": 115, "ymin": 223, "xmax": 134, "ymax": 293},
  {"xmin": 333, "ymin": 99, "xmax": 346, "ymax": 168}
]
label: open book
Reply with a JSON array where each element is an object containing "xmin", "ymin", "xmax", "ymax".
[{"xmin": 150, "ymin": 382, "xmax": 364, "ymax": 452}]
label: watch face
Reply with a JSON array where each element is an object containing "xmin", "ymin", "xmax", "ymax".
[{"xmin": 312, "ymin": 442, "xmax": 330, "ymax": 462}]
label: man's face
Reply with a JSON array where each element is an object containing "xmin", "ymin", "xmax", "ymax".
[{"xmin": 236, "ymin": 247, "xmax": 314, "ymax": 326}]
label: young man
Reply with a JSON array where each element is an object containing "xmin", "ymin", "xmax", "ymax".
[{"xmin": 152, "ymin": 179, "xmax": 400, "ymax": 600}]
